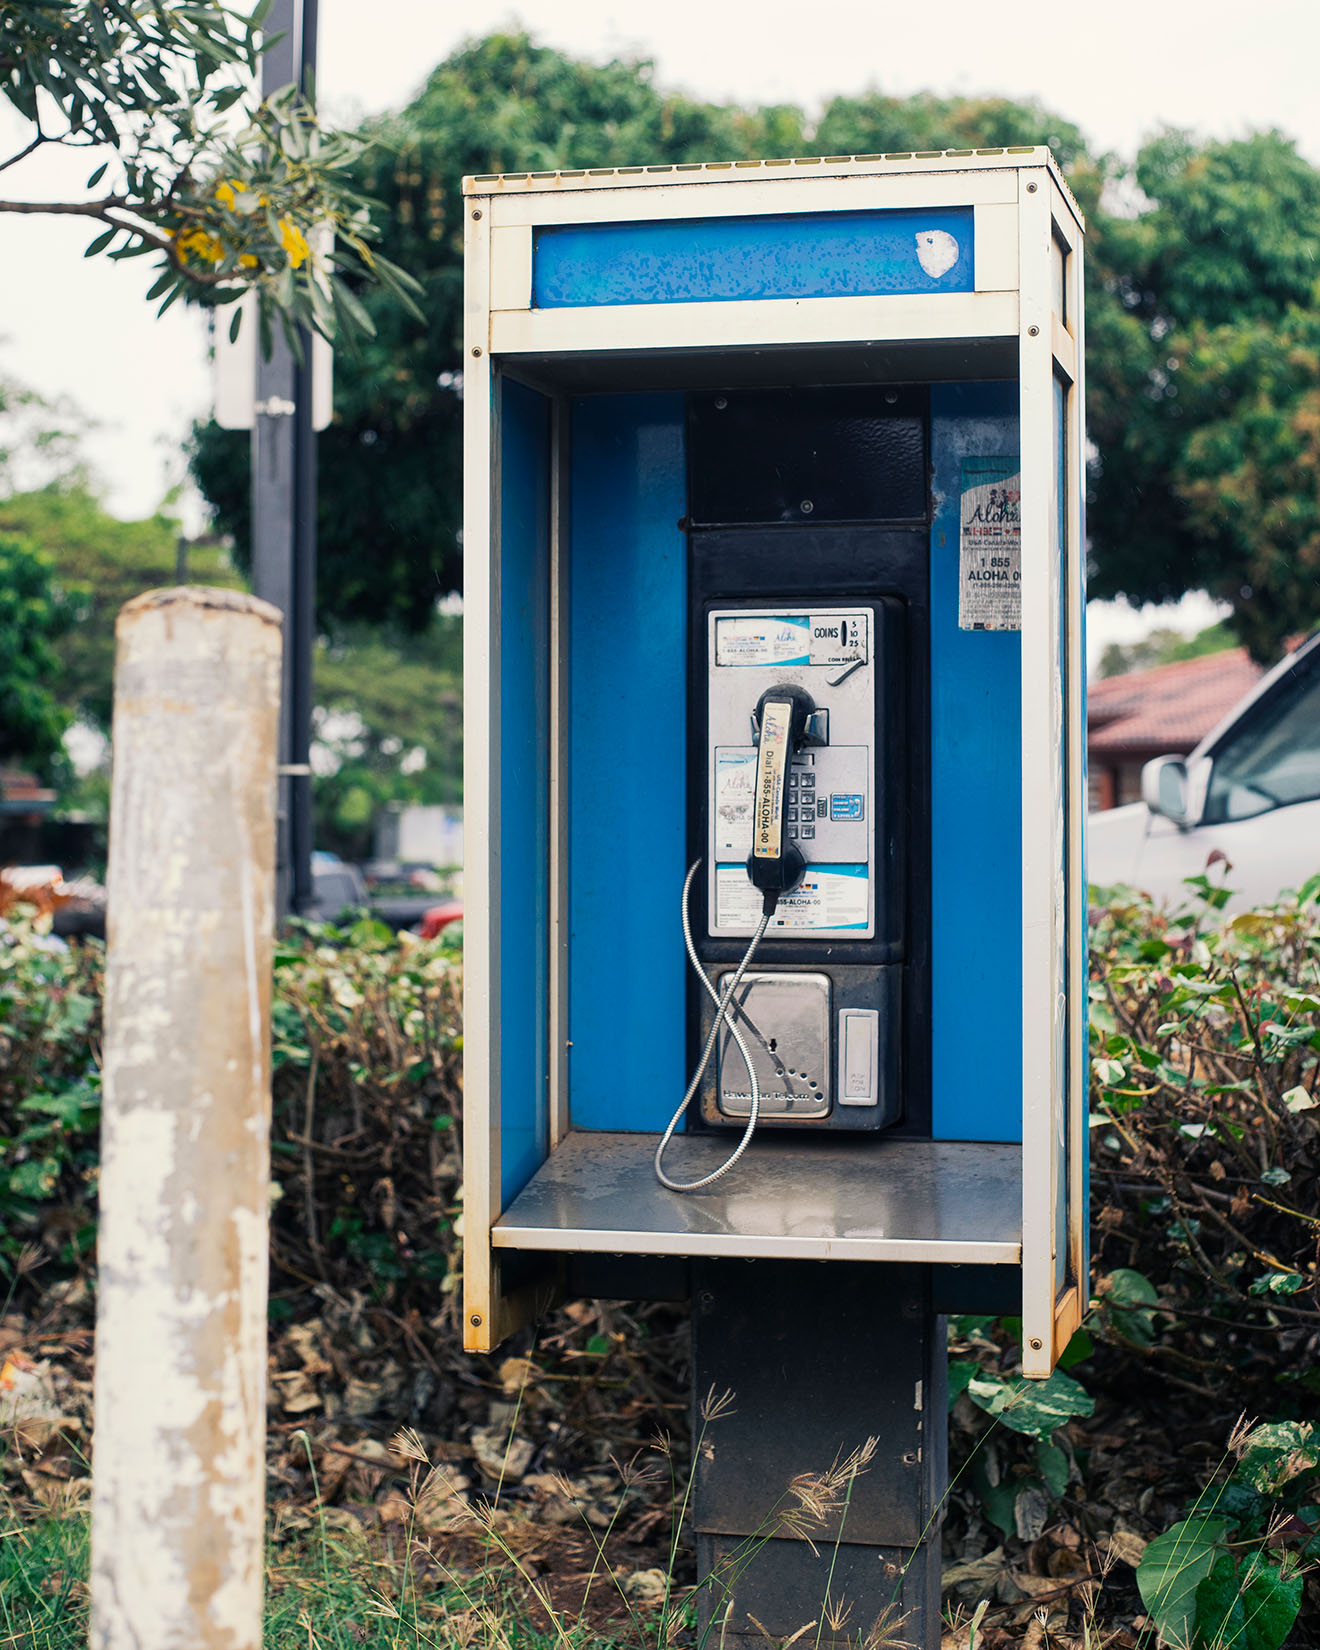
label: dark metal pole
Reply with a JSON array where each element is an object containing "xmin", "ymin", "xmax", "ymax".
[
  {"xmin": 251, "ymin": 0, "xmax": 317, "ymax": 919},
  {"xmin": 290, "ymin": 0, "xmax": 318, "ymax": 916}
]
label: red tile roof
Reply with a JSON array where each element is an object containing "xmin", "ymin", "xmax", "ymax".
[{"xmin": 1088, "ymin": 648, "xmax": 1263, "ymax": 757}]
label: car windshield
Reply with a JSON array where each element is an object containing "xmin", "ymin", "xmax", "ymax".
[
  {"xmin": 316, "ymin": 873, "xmax": 361, "ymax": 911},
  {"xmin": 1205, "ymin": 654, "xmax": 1320, "ymax": 823}
]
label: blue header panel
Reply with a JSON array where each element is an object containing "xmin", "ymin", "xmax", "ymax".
[
  {"xmin": 534, "ymin": 208, "xmax": 974, "ymax": 308},
  {"xmin": 568, "ymin": 395, "xmax": 688, "ymax": 1132},
  {"xmin": 499, "ymin": 379, "xmax": 551, "ymax": 1206},
  {"xmin": 930, "ymin": 382, "xmax": 1023, "ymax": 1143}
]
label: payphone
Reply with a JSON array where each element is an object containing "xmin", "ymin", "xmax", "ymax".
[
  {"xmin": 461, "ymin": 146, "xmax": 1088, "ymax": 1382},
  {"xmin": 657, "ymin": 386, "xmax": 929, "ymax": 1187},
  {"xmin": 462, "ymin": 145, "xmax": 1088, "ymax": 1650}
]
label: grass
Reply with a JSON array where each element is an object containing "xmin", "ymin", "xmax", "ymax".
[
  {"xmin": 0, "ymin": 1491, "xmax": 539, "ymax": 1650},
  {"xmin": 0, "ymin": 1411, "xmax": 887, "ymax": 1650},
  {"xmin": 0, "ymin": 1486, "xmax": 89, "ymax": 1650},
  {"xmin": 6, "ymin": 1398, "xmax": 1305, "ymax": 1650}
]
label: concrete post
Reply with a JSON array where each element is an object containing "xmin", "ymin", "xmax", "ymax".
[{"xmin": 91, "ymin": 588, "xmax": 282, "ymax": 1650}]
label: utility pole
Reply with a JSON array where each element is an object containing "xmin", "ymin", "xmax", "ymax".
[{"xmin": 251, "ymin": 0, "xmax": 318, "ymax": 919}]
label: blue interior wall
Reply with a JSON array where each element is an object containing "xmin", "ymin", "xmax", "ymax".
[
  {"xmin": 535, "ymin": 208, "xmax": 974, "ymax": 308},
  {"xmin": 567, "ymin": 394, "xmax": 689, "ymax": 1131},
  {"xmin": 499, "ymin": 379, "xmax": 551, "ymax": 1204},
  {"xmin": 929, "ymin": 382, "xmax": 1023, "ymax": 1142}
]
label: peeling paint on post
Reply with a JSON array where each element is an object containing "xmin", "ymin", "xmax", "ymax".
[{"xmin": 91, "ymin": 588, "xmax": 282, "ymax": 1650}]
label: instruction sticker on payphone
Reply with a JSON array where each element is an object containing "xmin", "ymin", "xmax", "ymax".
[{"xmin": 707, "ymin": 607, "xmax": 876, "ymax": 941}]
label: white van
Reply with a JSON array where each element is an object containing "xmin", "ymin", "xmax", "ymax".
[{"xmin": 1088, "ymin": 631, "xmax": 1320, "ymax": 910}]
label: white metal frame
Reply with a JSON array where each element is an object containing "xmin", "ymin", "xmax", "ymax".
[{"xmin": 462, "ymin": 150, "xmax": 1087, "ymax": 1365}]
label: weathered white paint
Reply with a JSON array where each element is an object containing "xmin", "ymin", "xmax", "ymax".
[
  {"xmin": 91, "ymin": 587, "xmax": 281, "ymax": 1650},
  {"xmin": 915, "ymin": 228, "xmax": 959, "ymax": 277}
]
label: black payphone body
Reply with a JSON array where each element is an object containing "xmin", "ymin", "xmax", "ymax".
[{"xmin": 684, "ymin": 386, "xmax": 931, "ymax": 1137}]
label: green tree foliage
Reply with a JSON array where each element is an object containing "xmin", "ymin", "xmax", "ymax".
[
  {"xmin": 0, "ymin": 534, "xmax": 73, "ymax": 774},
  {"xmin": 188, "ymin": 38, "xmax": 1109, "ymax": 636},
  {"xmin": 0, "ymin": 0, "xmax": 419, "ymax": 344},
  {"xmin": 814, "ymin": 90, "xmax": 1096, "ymax": 188},
  {"xmin": 1087, "ymin": 131, "xmax": 1320, "ymax": 657},
  {"xmin": 0, "ymin": 485, "xmax": 242, "ymax": 732},
  {"xmin": 312, "ymin": 621, "xmax": 462, "ymax": 860},
  {"xmin": 189, "ymin": 33, "xmax": 1320, "ymax": 662},
  {"xmin": 1097, "ymin": 619, "xmax": 1236, "ymax": 679},
  {"xmin": 0, "ymin": 374, "xmax": 88, "ymax": 495},
  {"xmin": 190, "ymin": 32, "xmax": 808, "ymax": 630}
]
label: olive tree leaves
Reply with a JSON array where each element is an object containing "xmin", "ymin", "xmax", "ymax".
[{"xmin": 0, "ymin": 1, "xmax": 420, "ymax": 345}]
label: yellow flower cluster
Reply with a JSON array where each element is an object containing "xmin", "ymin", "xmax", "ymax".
[
  {"xmin": 279, "ymin": 218, "xmax": 310, "ymax": 268},
  {"xmin": 173, "ymin": 178, "xmax": 313, "ymax": 274},
  {"xmin": 175, "ymin": 226, "xmax": 224, "ymax": 263}
]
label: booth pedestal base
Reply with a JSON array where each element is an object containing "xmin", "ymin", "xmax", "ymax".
[{"xmin": 690, "ymin": 1260, "xmax": 946, "ymax": 1650}]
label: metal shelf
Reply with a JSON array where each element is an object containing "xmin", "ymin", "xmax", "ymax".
[{"xmin": 493, "ymin": 1130, "xmax": 1021, "ymax": 1265}]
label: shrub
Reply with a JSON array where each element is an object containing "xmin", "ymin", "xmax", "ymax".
[
  {"xmin": 1088, "ymin": 873, "xmax": 1320, "ymax": 1406},
  {"xmin": 0, "ymin": 909, "xmax": 463, "ymax": 1306}
]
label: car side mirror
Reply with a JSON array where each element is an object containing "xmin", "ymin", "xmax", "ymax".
[{"xmin": 1141, "ymin": 755, "xmax": 1190, "ymax": 825}]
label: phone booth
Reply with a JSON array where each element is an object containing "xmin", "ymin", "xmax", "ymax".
[{"xmin": 462, "ymin": 148, "xmax": 1087, "ymax": 1645}]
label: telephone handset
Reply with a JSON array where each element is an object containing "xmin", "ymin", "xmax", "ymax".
[
  {"xmin": 653, "ymin": 684, "xmax": 817, "ymax": 1194},
  {"xmin": 655, "ymin": 601, "xmax": 896, "ymax": 1193},
  {"xmin": 746, "ymin": 684, "xmax": 820, "ymax": 906}
]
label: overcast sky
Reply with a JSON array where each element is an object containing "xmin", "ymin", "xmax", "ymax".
[{"xmin": 4, "ymin": 0, "xmax": 1315, "ymax": 656}]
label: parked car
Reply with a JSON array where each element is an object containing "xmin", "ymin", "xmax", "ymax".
[
  {"xmin": 414, "ymin": 899, "xmax": 462, "ymax": 941},
  {"xmin": 1089, "ymin": 630, "xmax": 1320, "ymax": 910},
  {"xmin": 305, "ymin": 860, "xmax": 370, "ymax": 923}
]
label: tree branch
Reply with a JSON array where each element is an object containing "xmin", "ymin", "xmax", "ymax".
[
  {"xmin": 0, "ymin": 195, "xmax": 126, "ymax": 217},
  {"xmin": 0, "ymin": 131, "xmax": 45, "ymax": 176},
  {"xmin": 0, "ymin": 194, "xmax": 240, "ymax": 289}
]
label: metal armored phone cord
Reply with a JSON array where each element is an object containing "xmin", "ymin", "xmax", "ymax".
[{"xmin": 654, "ymin": 861, "xmax": 773, "ymax": 1193}]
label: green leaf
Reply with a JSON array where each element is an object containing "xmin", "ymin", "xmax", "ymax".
[
  {"xmin": 8, "ymin": 1157, "xmax": 60, "ymax": 1199},
  {"xmin": 969, "ymin": 1454, "xmax": 1017, "ymax": 1540},
  {"xmin": 947, "ymin": 1359, "xmax": 978, "ymax": 1408},
  {"xmin": 55, "ymin": 991, "xmax": 95, "ymax": 1035},
  {"xmin": 329, "ymin": 277, "xmax": 377, "ymax": 340},
  {"xmin": 84, "ymin": 226, "xmax": 118, "ymax": 257},
  {"xmin": 1238, "ymin": 1554, "xmax": 1303, "ymax": 1650},
  {"xmin": 1057, "ymin": 1327, "xmax": 1093, "ymax": 1369},
  {"xmin": 1103, "ymin": 1267, "xmax": 1161, "ymax": 1345},
  {"xmin": 1249, "ymin": 1270, "xmax": 1307, "ymax": 1297},
  {"xmin": 1187, "ymin": 1480, "xmax": 1265, "ymax": 1527},
  {"xmin": 1036, "ymin": 1439, "xmax": 1069, "ymax": 1497},
  {"xmin": 1195, "ymin": 1550, "xmax": 1247, "ymax": 1649},
  {"xmin": 967, "ymin": 1368, "xmax": 1094, "ymax": 1440},
  {"xmin": 346, "ymin": 916, "xmax": 394, "ymax": 948},
  {"xmin": 1136, "ymin": 1517, "xmax": 1229, "ymax": 1649},
  {"xmin": 1297, "ymin": 872, "xmax": 1320, "ymax": 906},
  {"xmin": 1236, "ymin": 1422, "xmax": 1319, "ymax": 1495}
]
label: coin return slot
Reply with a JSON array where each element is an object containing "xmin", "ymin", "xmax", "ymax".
[{"xmin": 716, "ymin": 971, "xmax": 831, "ymax": 1121}]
